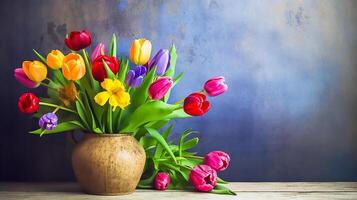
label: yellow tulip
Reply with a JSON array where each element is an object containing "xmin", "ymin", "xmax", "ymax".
[
  {"xmin": 46, "ymin": 50, "xmax": 64, "ymax": 69},
  {"xmin": 62, "ymin": 53, "xmax": 86, "ymax": 81},
  {"xmin": 129, "ymin": 38, "xmax": 152, "ymax": 65},
  {"xmin": 94, "ymin": 78, "xmax": 130, "ymax": 111},
  {"xmin": 22, "ymin": 60, "xmax": 47, "ymax": 82}
]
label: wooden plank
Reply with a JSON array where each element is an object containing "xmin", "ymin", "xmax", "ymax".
[{"xmin": 1, "ymin": 182, "xmax": 357, "ymax": 200}]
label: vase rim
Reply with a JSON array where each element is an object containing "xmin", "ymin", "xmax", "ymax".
[{"xmin": 83, "ymin": 132, "xmax": 133, "ymax": 137}]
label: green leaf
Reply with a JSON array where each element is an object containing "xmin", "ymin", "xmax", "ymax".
[
  {"xmin": 211, "ymin": 184, "xmax": 237, "ymax": 195},
  {"xmin": 32, "ymin": 49, "xmax": 46, "ymax": 63},
  {"xmin": 82, "ymin": 49, "xmax": 99, "ymax": 91},
  {"xmin": 139, "ymin": 136, "xmax": 157, "ymax": 150},
  {"xmin": 117, "ymin": 59, "xmax": 129, "ymax": 83},
  {"xmin": 102, "ymin": 59, "xmax": 116, "ymax": 79},
  {"xmin": 121, "ymin": 101, "xmax": 180, "ymax": 133},
  {"xmin": 173, "ymin": 72, "xmax": 184, "ymax": 86},
  {"xmin": 107, "ymin": 106, "xmax": 113, "ymax": 133},
  {"xmin": 30, "ymin": 121, "xmax": 84, "ymax": 134},
  {"xmin": 164, "ymin": 44, "xmax": 177, "ymax": 78},
  {"xmin": 130, "ymin": 66, "xmax": 156, "ymax": 111},
  {"xmin": 75, "ymin": 100, "xmax": 90, "ymax": 130},
  {"xmin": 146, "ymin": 128, "xmax": 177, "ymax": 163},
  {"xmin": 217, "ymin": 177, "xmax": 229, "ymax": 184},
  {"xmin": 182, "ymin": 137, "xmax": 199, "ymax": 151},
  {"xmin": 164, "ymin": 108, "xmax": 191, "ymax": 119},
  {"xmin": 109, "ymin": 33, "xmax": 117, "ymax": 57},
  {"xmin": 163, "ymin": 44, "xmax": 177, "ymax": 102},
  {"xmin": 179, "ymin": 129, "xmax": 198, "ymax": 156},
  {"xmin": 78, "ymin": 91, "xmax": 97, "ymax": 132}
]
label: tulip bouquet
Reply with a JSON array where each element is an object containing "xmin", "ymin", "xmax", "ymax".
[{"xmin": 15, "ymin": 29, "xmax": 234, "ymax": 195}]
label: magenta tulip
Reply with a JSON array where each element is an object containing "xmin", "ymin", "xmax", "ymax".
[
  {"xmin": 14, "ymin": 68, "xmax": 40, "ymax": 88},
  {"xmin": 91, "ymin": 43, "xmax": 106, "ymax": 62},
  {"xmin": 189, "ymin": 165, "xmax": 217, "ymax": 192},
  {"xmin": 148, "ymin": 76, "xmax": 173, "ymax": 100},
  {"xmin": 203, "ymin": 76, "xmax": 228, "ymax": 97},
  {"xmin": 204, "ymin": 151, "xmax": 231, "ymax": 171},
  {"xmin": 154, "ymin": 172, "xmax": 170, "ymax": 190}
]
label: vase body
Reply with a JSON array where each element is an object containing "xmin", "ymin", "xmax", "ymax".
[{"xmin": 71, "ymin": 133, "xmax": 146, "ymax": 195}]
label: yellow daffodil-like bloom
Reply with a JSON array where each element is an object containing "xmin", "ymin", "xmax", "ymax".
[
  {"xmin": 94, "ymin": 78, "xmax": 130, "ymax": 111},
  {"xmin": 129, "ymin": 38, "xmax": 152, "ymax": 65},
  {"xmin": 62, "ymin": 53, "xmax": 86, "ymax": 81},
  {"xmin": 46, "ymin": 50, "xmax": 65, "ymax": 69},
  {"xmin": 22, "ymin": 60, "xmax": 47, "ymax": 82}
]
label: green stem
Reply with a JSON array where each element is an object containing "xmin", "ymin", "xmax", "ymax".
[
  {"xmin": 52, "ymin": 107, "xmax": 60, "ymax": 114},
  {"xmin": 40, "ymin": 82, "xmax": 57, "ymax": 91},
  {"xmin": 174, "ymin": 98, "xmax": 185, "ymax": 104},
  {"xmin": 39, "ymin": 102, "xmax": 77, "ymax": 114},
  {"xmin": 117, "ymin": 109, "xmax": 124, "ymax": 132}
]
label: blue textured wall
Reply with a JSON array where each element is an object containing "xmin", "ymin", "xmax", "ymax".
[{"xmin": 1, "ymin": 0, "xmax": 357, "ymax": 181}]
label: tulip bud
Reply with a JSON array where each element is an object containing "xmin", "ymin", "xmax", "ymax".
[
  {"xmin": 125, "ymin": 66, "xmax": 146, "ymax": 88},
  {"xmin": 204, "ymin": 76, "xmax": 228, "ymax": 97},
  {"xmin": 183, "ymin": 92, "xmax": 210, "ymax": 116},
  {"xmin": 64, "ymin": 29, "xmax": 91, "ymax": 51},
  {"xmin": 147, "ymin": 49, "xmax": 170, "ymax": 76},
  {"xmin": 62, "ymin": 53, "xmax": 86, "ymax": 81},
  {"xmin": 92, "ymin": 55, "xmax": 119, "ymax": 82},
  {"xmin": 189, "ymin": 165, "xmax": 217, "ymax": 192},
  {"xmin": 154, "ymin": 172, "xmax": 170, "ymax": 190},
  {"xmin": 22, "ymin": 60, "xmax": 47, "ymax": 82},
  {"xmin": 18, "ymin": 93, "xmax": 39, "ymax": 114},
  {"xmin": 148, "ymin": 77, "xmax": 173, "ymax": 100},
  {"xmin": 91, "ymin": 43, "xmax": 106, "ymax": 63},
  {"xmin": 14, "ymin": 68, "xmax": 40, "ymax": 88},
  {"xmin": 39, "ymin": 113, "xmax": 58, "ymax": 130},
  {"xmin": 204, "ymin": 151, "xmax": 231, "ymax": 171},
  {"xmin": 129, "ymin": 38, "xmax": 152, "ymax": 65},
  {"xmin": 46, "ymin": 50, "xmax": 65, "ymax": 69}
]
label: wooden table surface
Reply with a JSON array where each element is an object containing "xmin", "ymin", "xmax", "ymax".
[{"xmin": 1, "ymin": 182, "xmax": 357, "ymax": 200}]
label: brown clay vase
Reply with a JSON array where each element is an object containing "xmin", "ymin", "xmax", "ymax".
[{"xmin": 70, "ymin": 133, "xmax": 146, "ymax": 195}]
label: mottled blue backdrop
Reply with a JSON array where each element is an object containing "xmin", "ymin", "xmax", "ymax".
[{"xmin": 0, "ymin": 0, "xmax": 357, "ymax": 181}]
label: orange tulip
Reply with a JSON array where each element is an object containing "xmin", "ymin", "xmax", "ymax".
[{"xmin": 62, "ymin": 53, "xmax": 86, "ymax": 80}]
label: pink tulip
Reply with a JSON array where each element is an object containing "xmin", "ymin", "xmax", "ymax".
[
  {"xmin": 204, "ymin": 151, "xmax": 231, "ymax": 171},
  {"xmin": 154, "ymin": 172, "xmax": 170, "ymax": 190},
  {"xmin": 14, "ymin": 68, "xmax": 40, "ymax": 88},
  {"xmin": 91, "ymin": 43, "xmax": 106, "ymax": 62},
  {"xmin": 148, "ymin": 76, "xmax": 173, "ymax": 100},
  {"xmin": 203, "ymin": 76, "xmax": 228, "ymax": 97},
  {"xmin": 189, "ymin": 165, "xmax": 217, "ymax": 192}
]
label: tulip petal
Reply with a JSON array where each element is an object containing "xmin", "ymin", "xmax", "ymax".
[
  {"xmin": 94, "ymin": 91, "xmax": 110, "ymax": 106},
  {"xmin": 130, "ymin": 40, "xmax": 141, "ymax": 65},
  {"xmin": 139, "ymin": 40, "xmax": 152, "ymax": 65}
]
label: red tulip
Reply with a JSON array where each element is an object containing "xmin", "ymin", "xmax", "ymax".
[
  {"xmin": 189, "ymin": 165, "xmax": 217, "ymax": 192},
  {"xmin": 18, "ymin": 93, "xmax": 39, "ymax": 114},
  {"xmin": 204, "ymin": 151, "xmax": 231, "ymax": 171},
  {"xmin": 64, "ymin": 29, "xmax": 91, "ymax": 51},
  {"xmin": 183, "ymin": 92, "xmax": 210, "ymax": 116},
  {"xmin": 154, "ymin": 172, "xmax": 170, "ymax": 190},
  {"xmin": 204, "ymin": 76, "xmax": 228, "ymax": 97},
  {"xmin": 148, "ymin": 77, "xmax": 173, "ymax": 100},
  {"xmin": 92, "ymin": 55, "xmax": 119, "ymax": 82}
]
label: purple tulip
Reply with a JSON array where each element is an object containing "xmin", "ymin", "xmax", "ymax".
[
  {"xmin": 204, "ymin": 151, "xmax": 231, "ymax": 171},
  {"xmin": 125, "ymin": 66, "xmax": 147, "ymax": 88},
  {"xmin": 39, "ymin": 113, "xmax": 58, "ymax": 130},
  {"xmin": 14, "ymin": 68, "xmax": 40, "ymax": 88},
  {"xmin": 147, "ymin": 49, "xmax": 170, "ymax": 76},
  {"xmin": 189, "ymin": 164, "xmax": 217, "ymax": 192},
  {"xmin": 204, "ymin": 76, "xmax": 228, "ymax": 97},
  {"xmin": 148, "ymin": 76, "xmax": 173, "ymax": 100},
  {"xmin": 91, "ymin": 43, "xmax": 106, "ymax": 62},
  {"xmin": 154, "ymin": 172, "xmax": 170, "ymax": 190}
]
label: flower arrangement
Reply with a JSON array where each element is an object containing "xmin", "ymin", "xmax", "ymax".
[{"xmin": 14, "ymin": 29, "xmax": 234, "ymax": 195}]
